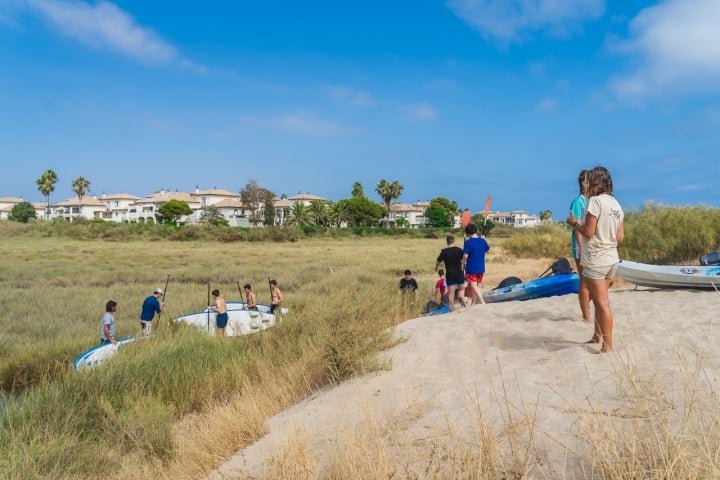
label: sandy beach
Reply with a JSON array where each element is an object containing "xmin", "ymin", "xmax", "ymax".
[{"xmin": 210, "ymin": 287, "xmax": 719, "ymax": 479}]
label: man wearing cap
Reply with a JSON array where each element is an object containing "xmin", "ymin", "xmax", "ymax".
[{"xmin": 139, "ymin": 287, "xmax": 164, "ymax": 337}]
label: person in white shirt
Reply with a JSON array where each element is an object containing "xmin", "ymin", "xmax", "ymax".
[{"xmin": 567, "ymin": 166, "xmax": 624, "ymax": 353}]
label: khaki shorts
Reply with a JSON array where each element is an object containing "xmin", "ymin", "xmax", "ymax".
[{"xmin": 582, "ymin": 264, "xmax": 618, "ymax": 280}]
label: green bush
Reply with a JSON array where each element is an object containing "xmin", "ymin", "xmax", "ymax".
[
  {"xmin": 620, "ymin": 203, "xmax": 720, "ymax": 263},
  {"xmin": 503, "ymin": 223, "xmax": 570, "ymax": 259},
  {"xmin": 500, "ymin": 204, "xmax": 720, "ymax": 264}
]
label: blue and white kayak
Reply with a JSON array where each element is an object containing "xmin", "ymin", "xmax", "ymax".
[
  {"xmin": 481, "ymin": 273, "xmax": 580, "ymax": 303},
  {"xmin": 617, "ymin": 260, "xmax": 720, "ymax": 289},
  {"xmin": 426, "ymin": 305, "xmax": 452, "ymax": 316},
  {"xmin": 73, "ymin": 337, "xmax": 136, "ymax": 371}
]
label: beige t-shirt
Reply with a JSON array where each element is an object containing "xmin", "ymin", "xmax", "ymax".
[{"xmin": 581, "ymin": 194, "xmax": 623, "ymax": 268}]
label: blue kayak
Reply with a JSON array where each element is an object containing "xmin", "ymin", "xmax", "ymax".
[
  {"xmin": 481, "ymin": 273, "xmax": 580, "ymax": 303},
  {"xmin": 427, "ymin": 305, "xmax": 452, "ymax": 316}
]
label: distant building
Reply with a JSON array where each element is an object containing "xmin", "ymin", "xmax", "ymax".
[
  {"xmin": 128, "ymin": 191, "xmax": 201, "ymax": 224},
  {"xmin": 487, "ymin": 210, "xmax": 540, "ymax": 228},
  {"xmin": 52, "ymin": 196, "xmax": 108, "ymax": 221},
  {"xmin": 0, "ymin": 197, "xmax": 24, "ymax": 220},
  {"xmin": 98, "ymin": 193, "xmax": 142, "ymax": 222},
  {"xmin": 386, "ymin": 201, "xmax": 430, "ymax": 228}
]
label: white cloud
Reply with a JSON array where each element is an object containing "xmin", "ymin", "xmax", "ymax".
[
  {"xmin": 240, "ymin": 111, "xmax": 358, "ymax": 137},
  {"xmin": 326, "ymin": 85, "xmax": 376, "ymax": 107},
  {"xmin": 397, "ymin": 102, "xmax": 436, "ymax": 121},
  {"xmin": 610, "ymin": 0, "xmax": 720, "ymax": 100},
  {"xmin": 26, "ymin": 0, "xmax": 184, "ymax": 66},
  {"xmin": 535, "ymin": 96, "xmax": 558, "ymax": 112},
  {"xmin": 447, "ymin": 0, "xmax": 605, "ymax": 44}
]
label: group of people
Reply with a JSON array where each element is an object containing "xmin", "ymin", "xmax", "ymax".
[
  {"xmin": 433, "ymin": 223, "xmax": 490, "ymax": 308},
  {"xmin": 567, "ymin": 165, "xmax": 624, "ymax": 353},
  {"xmin": 401, "ymin": 221, "xmax": 491, "ymax": 310},
  {"xmin": 100, "ymin": 287, "xmax": 165, "ymax": 346},
  {"xmin": 99, "ymin": 280, "xmax": 284, "ymax": 341},
  {"xmin": 400, "ymin": 165, "xmax": 623, "ymax": 354}
]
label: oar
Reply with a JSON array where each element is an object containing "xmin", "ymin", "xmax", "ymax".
[
  {"xmin": 460, "ymin": 209, "xmax": 471, "ymax": 245},
  {"xmin": 268, "ymin": 277, "xmax": 273, "ymax": 307},
  {"xmin": 156, "ymin": 273, "xmax": 171, "ymax": 329},
  {"xmin": 206, "ymin": 282, "xmax": 211, "ymax": 333},
  {"xmin": 237, "ymin": 279, "xmax": 245, "ymax": 304}
]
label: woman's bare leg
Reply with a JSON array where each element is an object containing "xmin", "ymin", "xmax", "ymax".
[
  {"xmin": 586, "ymin": 276, "xmax": 613, "ymax": 352},
  {"xmin": 576, "ymin": 263, "xmax": 592, "ymax": 323}
]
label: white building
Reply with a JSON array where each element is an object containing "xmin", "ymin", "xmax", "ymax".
[
  {"xmin": 387, "ymin": 201, "xmax": 429, "ymax": 227},
  {"xmin": 51, "ymin": 196, "xmax": 108, "ymax": 221},
  {"xmin": 487, "ymin": 210, "xmax": 540, "ymax": 228},
  {"xmin": 97, "ymin": 193, "xmax": 142, "ymax": 222},
  {"xmin": 127, "ymin": 191, "xmax": 202, "ymax": 224},
  {"xmin": 0, "ymin": 197, "xmax": 24, "ymax": 220}
]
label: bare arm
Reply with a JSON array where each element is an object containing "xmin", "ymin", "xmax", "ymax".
[
  {"xmin": 567, "ymin": 212, "xmax": 597, "ymax": 240},
  {"xmin": 615, "ymin": 222, "xmax": 624, "ymax": 244}
]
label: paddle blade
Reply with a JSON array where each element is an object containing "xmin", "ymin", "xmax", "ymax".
[
  {"xmin": 461, "ymin": 209, "xmax": 471, "ymax": 228},
  {"xmin": 484, "ymin": 195, "xmax": 492, "ymax": 216}
]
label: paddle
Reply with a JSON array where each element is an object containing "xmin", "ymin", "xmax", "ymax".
[
  {"xmin": 206, "ymin": 282, "xmax": 211, "ymax": 333},
  {"xmin": 155, "ymin": 273, "xmax": 171, "ymax": 330},
  {"xmin": 482, "ymin": 195, "xmax": 492, "ymax": 237},
  {"xmin": 460, "ymin": 209, "xmax": 471, "ymax": 244},
  {"xmin": 237, "ymin": 279, "xmax": 245, "ymax": 304}
]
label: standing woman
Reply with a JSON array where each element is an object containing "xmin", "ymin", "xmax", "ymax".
[{"xmin": 567, "ymin": 166, "xmax": 624, "ymax": 353}]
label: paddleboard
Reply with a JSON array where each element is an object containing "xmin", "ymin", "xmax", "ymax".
[
  {"xmin": 173, "ymin": 306, "xmax": 280, "ymax": 336},
  {"xmin": 73, "ymin": 337, "xmax": 136, "ymax": 371}
]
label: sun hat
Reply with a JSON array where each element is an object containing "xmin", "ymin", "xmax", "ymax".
[{"xmin": 154, "ymin": 288, "xmax": 164, "ymax": 294}]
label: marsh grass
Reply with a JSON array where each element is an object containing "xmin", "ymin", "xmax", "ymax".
[{"xmin": 3, "ymin": 235, "xmax": 507, "ymax": 479}]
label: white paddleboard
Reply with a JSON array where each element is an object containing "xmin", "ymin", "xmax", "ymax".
[
  {"xmin": 73, "ymin": 337, "xmax": 136, "ymax": 371},
  {"xmin": 173, "ymin": 306, "xmax": 280, "ymax": 336}
]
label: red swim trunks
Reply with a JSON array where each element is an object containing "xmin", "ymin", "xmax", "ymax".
[{"xmin": 465, "ymin": 273, "xmax": 484, "ymax": 283}]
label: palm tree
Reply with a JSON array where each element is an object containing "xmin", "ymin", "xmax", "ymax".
[
  {"xmin": 309, "ymin": 200, "xmax": 329, "ymax": 226},
  {"xmin": 329, "ymin": 202, "xmax": 350, "ymax": 227},
  {"xmin": 539, "ymin": 209, "xmax": 552, "ymax": 223},
  {"xmin": 36, "ymin": 169, "xmax": 58, "ymax": 221},
  {"xmin": 72, "ymin": 176, "xmax": 91, "ymax": 205},
  {"xmin": 351, "ymin": 181, "xmax": 364, "ymax": 198},
  {"xmin": 285, "ymin": 202, "xmax": 314, "ymax": 227},
  {"xmin": 375, "ymin": 179, "xmax": 404, "ymax": 226}
]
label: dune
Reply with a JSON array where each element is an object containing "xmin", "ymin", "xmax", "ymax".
[{"xmin": 210, "ymin": 287, "xmax": 719, "ymax": 479}]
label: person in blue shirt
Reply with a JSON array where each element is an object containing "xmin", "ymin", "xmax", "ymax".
[
  {"xmin": 570, "ymin": 169, "xmax": 591, "ymax": 323},
  {"xmin": 462, "ymin": 223, "xmax": 490, "ymax": 305},
  {"xmin": 139, "ymin": 287, "xmax": 164, "ymax": 337}
]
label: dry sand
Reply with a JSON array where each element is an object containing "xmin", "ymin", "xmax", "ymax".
[{"xmin": 210, "ymin": 287, "xmax": 719, "ymax": 479}]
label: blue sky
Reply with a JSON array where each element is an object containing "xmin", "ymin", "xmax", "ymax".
[{"xmin": 1, "ymin": 0, "xmax": 719, "ymax": 219}]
